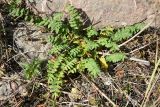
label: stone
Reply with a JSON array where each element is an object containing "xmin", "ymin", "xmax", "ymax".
[
  {"xmin": 13, "ymin": 22, "xmax": 52, "ymax": 60},
  {"xmin": 27, "ymin": 0, "xmax": 160, "ymax": 28}
]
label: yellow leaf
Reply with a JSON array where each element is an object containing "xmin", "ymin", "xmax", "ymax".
[{"xmin": 99, "ymin": 56, "xmax": 108, "ymax": 69}]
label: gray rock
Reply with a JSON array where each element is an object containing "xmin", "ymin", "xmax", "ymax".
[
  {"xmin": 13, "ymin": 22, "xmax": 52, "ymax": 60},
  {"xmin": 27, "ymin": 0, "xmax": 160, "ymax": 28}
]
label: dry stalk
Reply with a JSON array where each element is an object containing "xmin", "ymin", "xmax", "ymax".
[
  {"xmin": 141, "ymin": 33, "xmax": 160, "ymax": 107},
  {"xmin": 140, "ymin": 59, "xmax": 160, "ymax": 107}
]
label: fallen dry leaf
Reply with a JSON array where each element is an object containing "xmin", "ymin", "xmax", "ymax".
[{"xmin": 115, "ymin": 69, "xmax": 125, "ymax": 79}]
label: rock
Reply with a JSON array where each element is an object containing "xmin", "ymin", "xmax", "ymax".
[
  {"xmin": 0, "ymin": 75, "xmax": 28, "ymax": 101},
  {"xmin": 13, "ymin": 22, "xmax": 52, "ymax": 60},
  {"xmin": 27, "ymin": 0, "xmax": 160, "ymax": 28}
]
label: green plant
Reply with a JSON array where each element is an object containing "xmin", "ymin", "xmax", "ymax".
[
  {"xmin": 9, "ymin": 0, "xmax": 41, "ymax": 22},
  {"xmin": 43, "ymin": 5, "xmax": 144, "ymax": 98},
  {"xmin": 8, "ymin": 2, "xmax": 144, "ymax": 98},
  {"xmin": 23, "ymin": 59, "xmax": 41, "ymax": 79}
]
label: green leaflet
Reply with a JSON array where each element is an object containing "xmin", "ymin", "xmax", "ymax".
[
  {"xmin": 84, "ymin": 38, "xmax": 99, "ymax": 51},
  {"xmin": 111, "ymin": 23, "xmax": 144, "ymax": 42},
  {"xmin": 86, "ymin": 26, "xmax": 98, "ymax": 38},
  {"xmin": 79, "ymin": 58, "xmax": 101, "ymax": 77},
  {"xmin": 66, "ymin": 5, "xmax": 82, "ymax": 30},
  {"xmin": 105, "ymin": 53, "xmax": 126, "ymax": 63},
  {"xmin": 97, "ymin": 38, "xmax": 119, "ymax": 51},
  {"xmin": 23, "ymin": 59, "xmax": 41, "ymax": 79}
]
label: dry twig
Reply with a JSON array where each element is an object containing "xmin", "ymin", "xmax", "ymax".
[{"xmin": 140, "ymin": 59, "xmax": 160, "ymax": 107}]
